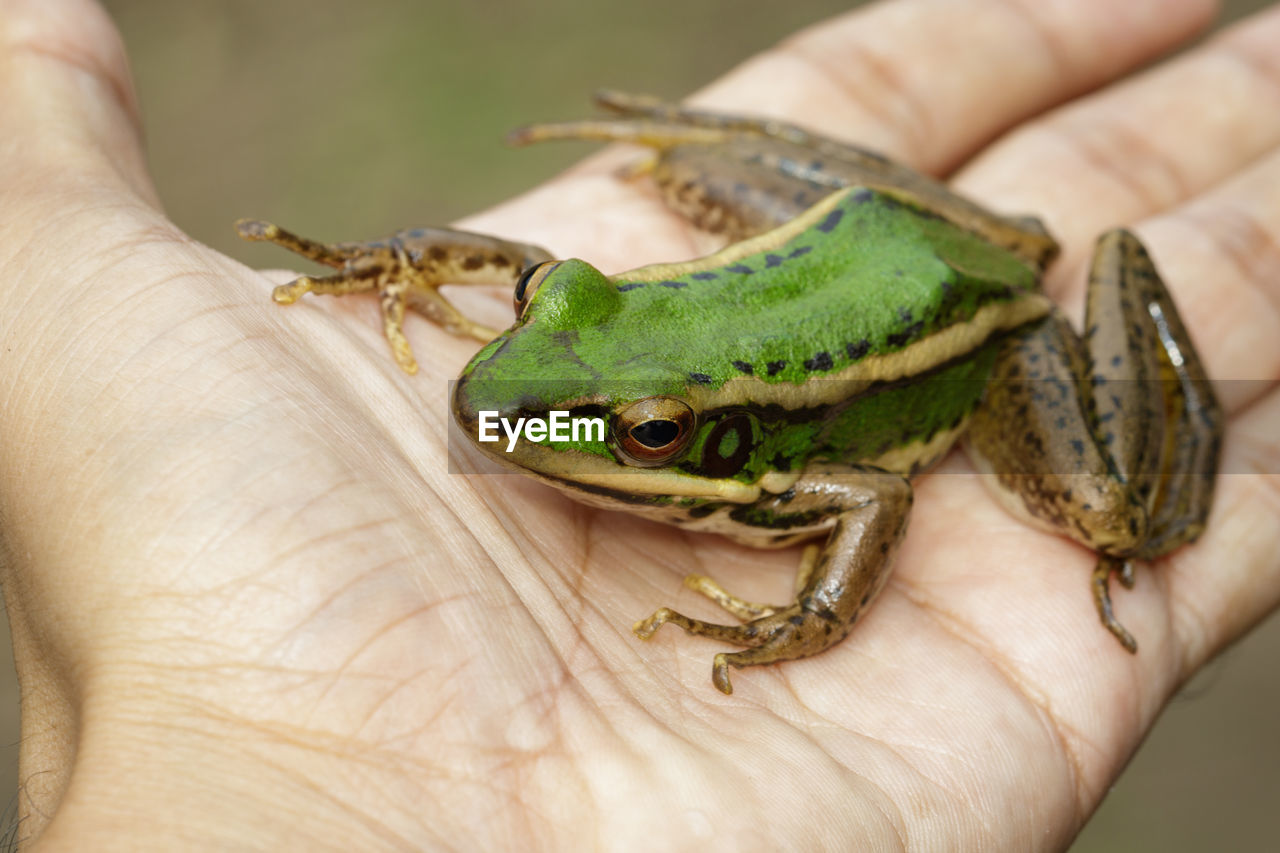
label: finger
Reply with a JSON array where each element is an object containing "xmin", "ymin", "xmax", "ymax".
[
  {"xmin": 957, "ymin": 5, "xmax": 1280, "ymax": 256},
  {"xmin": 466, "ymin": 0, "xmax": 1215, "ymax": 265},
  {"xmin": 687, "ymin": 0, "xmax": 1215, "ymax": 173},
  {"xmin": 1165, "ymin": 391, "xmax": 1280, "ymax": 676},
  {"xmin": 0, "ymin": 0, "xmax": 158, "ymax": 207},
  {"xmin": 1124, "ymin": 144, "xmax": 1280, "ymax": 414}
]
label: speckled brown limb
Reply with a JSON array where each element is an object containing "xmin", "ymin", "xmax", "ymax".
[
  {"xmin": 509, "ymin": 92, "xmax": 1058, "ymax": 268},
  {"xmin": 236, "ymin": 219, "xmax": 552, "ymax": 373},
  {"xmin": 633, "ymin": 469, "xmax": 910, "ymax": 694},
  {"xmin": 967, "ymin": 229, "xmax": 1221, "ymax": 652}
]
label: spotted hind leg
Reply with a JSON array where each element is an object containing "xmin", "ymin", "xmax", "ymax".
[
  {"xmin": 508, "ymin": 92, "xmax": 1057, "ymax": 267},
  {"xmin": 967, "ymin": 230, "xmax": 1221, "ymax": 652}
]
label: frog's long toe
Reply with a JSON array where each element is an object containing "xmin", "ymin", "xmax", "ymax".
[
  {"xmin": 235, "ymin": 218, "xmax": 356, "ymax": 266},
  {"xmin": 1091, "ymin": 556, "xmax": 1139, "ymax": 653},
  {"xmin": 270, "ymin": 266, "xmax": 378, "ymax": 305},
  {"xmin": 682, "ymin": 573, "xmax": 783, "ymax": 621}
]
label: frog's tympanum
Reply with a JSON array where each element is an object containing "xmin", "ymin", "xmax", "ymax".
[{"xmin": 239, "ymin": 92, "xmax": 1221, "ymax": 694}]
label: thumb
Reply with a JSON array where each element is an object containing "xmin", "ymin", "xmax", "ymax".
[{"xmin": 0, "ymin": 0, "xmax": 157, "ymax": 208}]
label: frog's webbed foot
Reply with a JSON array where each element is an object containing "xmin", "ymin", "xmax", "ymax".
[{"xmin": 235, "ymin": 219, "xmax": 553, "ymax": 373}]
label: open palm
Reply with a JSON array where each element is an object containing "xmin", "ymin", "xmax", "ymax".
[{"xmin": 2, "ymin": 0, "xmax": 1278, "ymax": 848}]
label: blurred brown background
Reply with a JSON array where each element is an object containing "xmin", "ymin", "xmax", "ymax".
[{"xmin": 1, "ymin": 1, "xmax": 1276, "ymax": 848}]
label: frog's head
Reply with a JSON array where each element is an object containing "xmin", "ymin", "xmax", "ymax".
[{"xmin": 451, "ymin": 258, "xmax": 767, "ymax": 504}]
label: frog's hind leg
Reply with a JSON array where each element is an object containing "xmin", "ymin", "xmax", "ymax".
[
  {"xmin": 966, "ymin": 229, "xmax": 1221, "ymax": 652},
  {"xmin": 509, "ymin": 110, "xmax": 845, "ymax": 242},
  {"xmin": 1080, "ymin": 231, "xmax": 1220, "ymax": 647},
  {"xmin": 511, "ymin": 93, "xmax": 1059, "ymax": 266},
  {"xmin": 633, "ymin": 469, "xmax": 910, "ymax": 694},
  {"xmin": 236, "ymin": 219, "xmax": 553, "ymax": 373},
  {"xmin": 1104, "ymin": 234, "xmax": 1223, "ymax": 559}
]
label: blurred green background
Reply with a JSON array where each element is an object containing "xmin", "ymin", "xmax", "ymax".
[{"xmin": 1, "ymin": 0, "xmax": 1276, "ymax": 848}]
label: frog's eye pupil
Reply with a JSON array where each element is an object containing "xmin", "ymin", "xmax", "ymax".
[
  {"xmin": 513, "ymin": 260, "xmax": 562, "ymax": 318},
  {"xmin": 630, "ymin": 420, "xmax": 680, "ymax": 449},
  {"xmin": 613, "ymin": 396, "xmax": 697, "ymax": 467},
  {"xmin": 514, "ymin": 266, "xmax": 537, "ymax": 303}
]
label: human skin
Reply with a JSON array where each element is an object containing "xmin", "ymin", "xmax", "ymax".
[{"xmin": 1, "ymin": 0, "xmax": 1278, "ymax": 848}]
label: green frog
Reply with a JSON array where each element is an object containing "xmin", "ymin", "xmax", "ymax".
[{"xmin": 238, "ymin": 92, "xmax": 1221, "ymax": 694}]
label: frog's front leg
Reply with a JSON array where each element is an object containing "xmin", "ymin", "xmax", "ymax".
[
  {"xmin": 235, "ymin": 220, "xmax": 552, "ymax": 373},
  {"xmin": 633, "ymin": 467, "xmax": 911, "ymax": 694},
  {"xmin": 966, "ymin": 230, "xmax": 1222, "ymax": 651}
]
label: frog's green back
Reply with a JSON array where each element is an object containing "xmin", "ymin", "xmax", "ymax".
[{"xmin": 460, "ymin": 187, "xmax": 1049, "ymax": 413}]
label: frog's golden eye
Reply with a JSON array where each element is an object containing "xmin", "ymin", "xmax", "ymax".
[
  {"xmin": 514, "ymin": 261, "xmax": 562, "ymax": 318},
  {"xmin": 613, "ymin": 396, "xmax": 697, "ymax": 466}
]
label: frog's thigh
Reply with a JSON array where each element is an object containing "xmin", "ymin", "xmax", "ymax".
[
  {"xmin": 1086, "ymin": 231, "xmax": 1221, "ymax": 558},
  {"xmin": 968, "ymin": 230, "xmax": 1221, "ymax": 556},
  {"xmin": 967, "ymin": 230, "xmax": 1222, "ymax": 650},
  {"xmin": 967, "ymin": 316, "xmax": 1149, "ymax": 554},
  {"xmin": 633, "ymin": 466, "xmax": 911, "ymax": 694},
  {"xmin": 967, "ymin": 314, "xmax": 1152, "ymax": 650}
]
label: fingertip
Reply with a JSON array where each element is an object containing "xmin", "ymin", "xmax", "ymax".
[
  {"xmin": 698, "ymin": 0, "xmax": 1223, "ymax": 173},
  {"xmin": 0, "ymin": 0, "xmax": 157, "ymax": 206}
]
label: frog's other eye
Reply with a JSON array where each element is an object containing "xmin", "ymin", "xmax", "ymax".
[
  {"xmin": 514, "ymin": 261, "xmax": 562, "ymax": 318},
  {"xmin": 613, "ymin": 396, "xmax": 697, "ymax": 466}
]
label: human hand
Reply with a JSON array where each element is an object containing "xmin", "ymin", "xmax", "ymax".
[{"xmin": 1, "ymin": 0, "xmax": 1277, "ymax": 848}]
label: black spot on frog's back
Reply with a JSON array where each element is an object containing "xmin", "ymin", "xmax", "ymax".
[
  {"xmin": 886, "ymin": 321, "xmax": 925, "ymax": 348},
  {"xmin": 816, "ymin": 207, "xmax": 844, "ymax": 233},
  {"xmin": 804, "ymin": 351, "xmax": 833, "ymax": 371}
]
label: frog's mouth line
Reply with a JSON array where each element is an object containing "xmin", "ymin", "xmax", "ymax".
[
  {"xmin": 476, "ymin": 434, "xmax": 768, "ymax": 503},
  {"xmin": 452, "ymin": 400, "xmax": 781, "ymax": 503}
]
